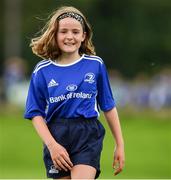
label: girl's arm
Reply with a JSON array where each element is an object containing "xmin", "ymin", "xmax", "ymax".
[
  {"xmin": 104, "ymin": 107, "xmax": 125, "ymax": 176},
  {"xmin": 32, "ymin": 116, "xmax": 73, "ymax": 171}
]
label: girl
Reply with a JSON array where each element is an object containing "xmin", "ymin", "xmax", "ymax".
[{"xmin": 24, "ymin": 6, "xmax": 125, "ymax": 179}]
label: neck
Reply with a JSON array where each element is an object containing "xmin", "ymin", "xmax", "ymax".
[{"xmin": 57, "ymin": 52, "xmax": 81, "ymax": 65}]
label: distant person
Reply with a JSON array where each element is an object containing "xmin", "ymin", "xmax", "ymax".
[
  {"xmin": 24, "ymin": 6, "xmax": 124, "ymax": 179},
  {"xmin": 3, "ymin": 57, "xmax": 26, "ymax": 103},
  {"xmin": 3, "ymin": 57, "xmax": 26, "ymax": 88}
]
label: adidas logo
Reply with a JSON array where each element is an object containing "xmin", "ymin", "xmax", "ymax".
[
  {"xmin": 48, "ymin": 79, "xmax": 59, "ymax": 88},
  {"xmin": 49, "ymin": 165, "xmax": 59, "ymax": 174}
]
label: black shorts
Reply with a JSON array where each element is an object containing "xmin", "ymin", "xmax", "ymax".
[{"xmin": 43, "ymin": 118, "xmax": 105, "ymax": 179}]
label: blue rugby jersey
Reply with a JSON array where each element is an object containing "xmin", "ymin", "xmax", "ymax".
[{"xmin": 24, "ymin": 54, "xmax": 116, "ymax": 123}]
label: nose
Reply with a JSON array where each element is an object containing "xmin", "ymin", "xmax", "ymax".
[{"xmin": 66, "ymin": 31, "xmax": 73, "ymax": 40}]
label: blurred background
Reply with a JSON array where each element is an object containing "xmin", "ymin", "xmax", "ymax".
[{"xmin": 0, "ymin": 0, "xmax": 171, "ymax": 179}]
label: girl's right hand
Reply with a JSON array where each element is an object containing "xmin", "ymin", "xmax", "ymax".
[{"xmin": 48, "ymin": 142, "xmax": 73, "ymax": 171}]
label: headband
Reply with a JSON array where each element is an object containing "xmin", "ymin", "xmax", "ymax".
[{"xmin": 57, "ymin": 12, "xmax": 84, "ymax": 26}]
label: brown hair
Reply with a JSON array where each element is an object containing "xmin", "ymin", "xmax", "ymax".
[{"xmin": 30, "ymin": 6, "xmax": 96, "ymax": 60}]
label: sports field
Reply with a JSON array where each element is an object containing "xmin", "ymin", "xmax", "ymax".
[{"xmin": 0, "ymin": 105, "xmax": 171, "ymax": 179}]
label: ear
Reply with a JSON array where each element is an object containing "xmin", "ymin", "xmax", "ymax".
[{"xmin": 81, "ymin": 32, "xmax": 86, "ymax": 42}]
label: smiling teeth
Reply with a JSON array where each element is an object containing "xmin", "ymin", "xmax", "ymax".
[{"xmin": 65, "ymin": 44, "xmax": 74, "ymax": 46}]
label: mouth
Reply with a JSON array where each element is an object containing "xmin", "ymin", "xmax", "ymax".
[{"xmin": 64, "ymin": 42, "xmax": 75, "ymax": 46}]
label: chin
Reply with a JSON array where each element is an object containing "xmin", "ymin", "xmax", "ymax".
[{"xmin": 63, "ymin": 49, "xmax": 77, "ymax": 54}]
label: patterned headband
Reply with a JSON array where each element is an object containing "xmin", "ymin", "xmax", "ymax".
[{"xmin": 57, "ymin": 12, "xmax": 84, "ymax": 26}]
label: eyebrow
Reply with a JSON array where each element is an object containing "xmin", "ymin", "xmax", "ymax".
[{"xmin": 58, "ymin": 28, "xmax": 81, "ymax": 31}]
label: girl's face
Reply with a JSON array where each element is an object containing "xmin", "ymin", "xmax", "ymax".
[{"xmin": 57, "ymin": 17, "xmax": 86, "ymax": 56}]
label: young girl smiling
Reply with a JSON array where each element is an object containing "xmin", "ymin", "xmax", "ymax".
[{"xmin": 24, "ymin": 6, "xmax": 125, "ymax": 179}]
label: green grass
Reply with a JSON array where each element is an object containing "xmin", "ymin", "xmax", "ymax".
[{"xmin": 0, "ymin": 105, "xmax": 171, "ymax": 179}]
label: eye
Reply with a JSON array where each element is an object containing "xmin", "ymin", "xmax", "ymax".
[
  {"xmin": 58, "ymin": 29, "xmax": 67, "ymax": 34},
  {"xmin": 60, "ymin": 31, "xmax": 67, "ymax": 34},
  {"xmin": 73, "ymin": 31, "xmax": 79, "ymax": 34}
]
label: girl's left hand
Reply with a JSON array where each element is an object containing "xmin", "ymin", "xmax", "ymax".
[{"xmin": 113, "ymin": 145, "xmax": 125, "ymax": 176}]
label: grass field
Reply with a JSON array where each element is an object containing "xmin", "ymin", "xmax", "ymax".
[{"xmin": 0, "ymin": 105, "xmax": 171, "ymax": 179}]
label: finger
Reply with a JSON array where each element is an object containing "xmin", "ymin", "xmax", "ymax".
[
  {"xmin": 62, "ymin": 154, "xmax": 73, "ymax": 167},
  {"xmin": 113, "ymin": 159, "xmax": 119, "ymax": 169},
  {"xmin": 114, "ymin": 167, "xmax": 122, "ymax": 176},
  {"xmin": 56, "ymin": 159, "xmax": 68, "ymax": 171},
  {"xmin": 113, "ymin": 159, "xmax": 120, "ymax": 176},
  {"xmin": 114, "ymin": 161, "xmax": 124, "ymax": 176},
  {"xmin": 63, "ymin": 150, "xmax": 70, "ymax": 157},
  {"xmin": 53, "ymin": 160, "xmax": 62, "ymax": 171},
  {"xmin": 120, "ymin": 159, "xmax": 125, "ymax": 170},
  {"xmin": 54, "ymin": 164, "xmax": 61, "ymax": 171},
  {"xmin": 60, "ymin": 158, "xmax": 73, "ymax": 170},
  {"xmin": 62, "ymin": 149, "xmax": 73, "ymax": 166}
]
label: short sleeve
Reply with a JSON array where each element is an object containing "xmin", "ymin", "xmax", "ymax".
[
  {"xmin": 97, "ymin": 63, "xmax": 116, "ymax": 111},
  {"xmin": 24, "ymin": 71, "xmax": 47, "ymax": 120}
]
